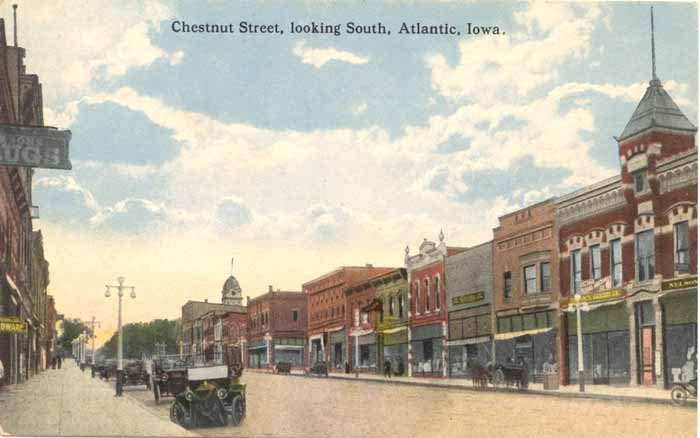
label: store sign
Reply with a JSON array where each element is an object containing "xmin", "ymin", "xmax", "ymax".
[
  {"xmin": 0, "ymin": 124, "xmax": 72, "ymax": 170},
  {"xmin": 0, "ymin": 316, "xmax": 27, "ymax": 333},
  {"xmin": 559, "ymin": 288, "xmax": 625, "ymax": 309},
  {"xmin": 662, "ymin": 277, "xmax": 698, "ymax": 291},
  {"xmin": 452, "ymin": 291, "xmax": 485, "ymax": 306}
]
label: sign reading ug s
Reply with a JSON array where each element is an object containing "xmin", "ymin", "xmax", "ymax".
[{"xmin": 0, "ymin": 124, "xmax": 72, "ymax": 170}]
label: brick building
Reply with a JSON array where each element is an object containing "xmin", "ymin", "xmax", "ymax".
[
  {"xmin": 180, "ymin": 271, "xmax": 246, "ymax": 359},
  {"xmin": 556, "ymin": 67, "xmax": 697, "ymax": 388},
  {"xmin": 221, "ymin": 310, "xmax": 247, "ymax": 367},
  {"xmin": 0, "ymin": 18, "xmax": 47, "ymax": 385},
  {"xmin": 344, "ymin": 267, "xmax": 398, "ymax": 373},
  {"xmin": 492, "ymin": 200, "xmax": 560, "ymax": 379},
  {"xmin": 246, "ymin": 286, "xmax": 307, "ymax": 370},
  {"xmin": 405, "ymin": 232, "xmax": 467, "ymax": 377},
  {"xmin": 445, "ymin": 241, "xmax": 493, "ymax": 376},
  {"xmin": 303, "ymin": 265, "xmax": 392, "ymax": 371}
]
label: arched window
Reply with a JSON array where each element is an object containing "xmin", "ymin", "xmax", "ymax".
[
  {"xmin": 398, "ymin": 294, "xmax": 404, "ymax": 318},
  {"xmin": 435, "ymin": 275, "xmax": 441, "ymax": 310},
  {"xmin": 424, "ymin": 278, "xmax": 431, "ymax": 313},
  {"xmin": 415, "ymin": 281, "xmax": 421, "ymax": 315},
  {"xmin": 389, "ymin": 296, "xmax": 395, "ymax": 316}
]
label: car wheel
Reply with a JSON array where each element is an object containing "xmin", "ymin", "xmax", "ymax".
[
  {"xmin": 154, "ymin": 383, "xmax": 161, "ymax": 405},
  {"xmin": 671, "ymin": 387, "xmax": 687, "ymax": 406},
  {"xmin": 227, "ymin": 395, "xmax": 245, "ymax": 427},
  {"xmin": 170, "ymin": 400, "xmax": 191, "ymax": 428}
]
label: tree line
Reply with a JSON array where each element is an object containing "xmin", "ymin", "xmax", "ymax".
[{"xmin": 99, "ymin": 319, "xmax": 180, "ymax": 359}]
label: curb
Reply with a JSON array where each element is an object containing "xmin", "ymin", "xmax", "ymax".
[{"xmin": 250, "ymin": 369, "xmax": 696, "ymax": 409}]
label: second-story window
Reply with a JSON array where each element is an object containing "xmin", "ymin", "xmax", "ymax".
[
  {"xmin": 571, "ymin": 249, "xmax": 582, "ymax": 294},
  {"xmin": 424, "ymin": 278, "xmax": 431, "ymax": 313},
  {"xmin": 540, "ymin": 262, "xmax": 550, "ymax": 292},
  {"xmin": 632, "ymin": 170, "xmax": 647, "ymax": 193},
  {"xmin": 398, "ymin": 294, "xmax": 404, "ymax": 318},
  {"xmin": 354, "ymin": 306, "xmax": 360, "ymax": 326},
  {"xmin": 523, "ymin": 265, "xmax": 536, "ymax": 294},
  {"xmin": 415, "ymin": 281, "xmax": 421, "ymax": 315},
  {"xmin": 389, "ymin": 296, "xmax": 394, "ymax": 316},
  {"xmin": 503, "ymin": 271, "xmax": 512, "ymax": 300},
  {"xmin": 610, "ymin": 239, "xmax": 623, "ymax": 287},
  {"xmin": 292, "ymin": 310, "xmax": 298, "ymax": 322},
  {"xmin": 435, "ymin": 276, "xmax": 441, "ymax": 310},
  {"xmin": 590, "ymin": 245, "xmax": 601, "ymax": 280},
  {"xmin": 636, "ymin": 230, "xmax": 655, "ymax": 282},
  {"xmin": 675, "ymin": 221, "xmax": 690, "ymax": 273}
]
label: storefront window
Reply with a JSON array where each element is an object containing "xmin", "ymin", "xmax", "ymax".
[
  {"xmin": 571, "ymin": 249, "xmax": 582, "ymax": 293},
  {"xmin": 636, "ymin": 230, "xmax": 655, "ymax": 282},
  {"xmin": 610, "ymin": 239, "xmax": 622, "ymax": 287},
  {"xmin": 524, "ymin": 265, "xmax": 536, "ymax": 294},
  {"xmin": 590, "ymin": 245, "xmax": 601, "ymax": 280},
  {"xmin": 675, "ymin": 221, "xmax": 690, "ymax": 273}
]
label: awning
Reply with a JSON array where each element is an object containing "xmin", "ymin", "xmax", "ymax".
[
  {"xmin": 382, "ymin": 326, "xmax": 407, "ymax": 335},
  {"xmin": 446, "ymin": 335, "xmax": 491, "ymax": 346},
  {"xmin": 274, "ymin": 345, "xmax": 304, "ymax": 351},
  {"xmin": 350, "ymin": 328, "xmax": 374, "ymax": 337},
  {"xmin": 494, "ymin": 326, "xmax": 553, "ymax": 341},
  {"xmin": 325, "ymin": 325, "xmax": 345, "ymax": 333}
]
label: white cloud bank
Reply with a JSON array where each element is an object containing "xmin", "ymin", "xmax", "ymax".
[{"xmin": 292, "ymin": 40, "xmax": 369, "ymax": 68}]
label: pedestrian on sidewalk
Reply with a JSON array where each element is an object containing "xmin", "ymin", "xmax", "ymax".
[
  {"xmin": 57, "ymin": 356, "xmax": 62, "ymax": 369},
  {"xmin": 51, "ymin": 357, "xmax": 56, "ymax": 369}
]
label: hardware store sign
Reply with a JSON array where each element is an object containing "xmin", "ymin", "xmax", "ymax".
[
  {"xmin": 0, "ymin": 124, "xmax": 72, "ymax": 170},
  {"xmin": 0, "ymin": 316, "xmax": 26, "ymax": 333},
  {"xmin": 452, "ymin": 291, "xmax": 485, "ymax": 306}
]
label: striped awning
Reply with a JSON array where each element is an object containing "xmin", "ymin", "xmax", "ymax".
[{"xmin": 494, "ymin": 326, "xmax": 553, "ymax": 341}]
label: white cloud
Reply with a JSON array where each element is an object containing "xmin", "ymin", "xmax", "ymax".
[
  {"xmin": 292, "ymin": 40, "xmax": 369, "ymax": 69},
  {"xmin": 353, "ymin": 102, "xmax": 368, "ymax": 114}
]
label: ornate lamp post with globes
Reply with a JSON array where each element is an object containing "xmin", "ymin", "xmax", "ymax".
[{"xmin": 104, "ymin": 276, "xmax": 135, "ymax": 396}]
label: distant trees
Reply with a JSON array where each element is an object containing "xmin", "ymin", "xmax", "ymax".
[
  {"xmin": 58, "ymin": 318, "xmax": 90, "ymax": 353},
  {"xmin": 99, "ymin": 319, "xmax": 179, "ymax": 359}
]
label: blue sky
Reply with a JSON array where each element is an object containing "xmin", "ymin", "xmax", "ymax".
[{"xmin": 7, "ymin": 1, "xmax": 696, "ymax": 328}]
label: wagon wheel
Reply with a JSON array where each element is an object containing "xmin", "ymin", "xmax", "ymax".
[
  {"xmin": 227, "ymin": 395, "xmax": 245, "ymax": 427},
  {"xmin": 671, "ymin": 387, "xmax": 687, "ymax": 406},
  {"xmin": 153, "ymin": 382, "xmax": 161, "ymax": 405},
  {"xmin": 493, "ymin": 369, "xmax": 505, "ymax": 387},
  {"xmin": 170, "ymin": 400, "xmax": 192, "ymax": 429}
]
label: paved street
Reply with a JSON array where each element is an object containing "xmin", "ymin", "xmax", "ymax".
[
  {"xmin": 0, "ymin": 362, "xmax": 195, "ymax": 437},
  {"xmin": 124, "ymin": 371, "xmax": 696, "ymax": 438}
]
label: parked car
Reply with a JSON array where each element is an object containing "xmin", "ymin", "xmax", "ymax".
[
  {"xmin": 308, "ymin": 361, "xmax": 328, "ymax": 377},
  {"xmin": 123, "ymin": 359, "xmax": 151, "ymax": 388},
  {"xmin": 151, "ymin": 355, "xmax": 189, "ymax": 404},
  {"xmin": 169, "ymin": 363, "xmax": 246, "ymax": 428},
  {"xmin": 100, "ymin": 359, "xmax": 117, "ymax": 380}
]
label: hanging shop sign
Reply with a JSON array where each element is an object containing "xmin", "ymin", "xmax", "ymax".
[
  {"xmin": 0, "ymin": 316, "xmax": 27, "ymax": 333},
  {"xmin": 0, "ymin": 124, "xmax": 72, "ymax": 170},
  {"xmin": 452, "ymin": 291, "xmax": 485, "ymax": 306},
  {"xmin": 559, "ymin": 288, "xmax": 625, "ymax": 309},
  {"xmin": 661, "ymin": 277, "xmax": 698, "ymax": 292}
]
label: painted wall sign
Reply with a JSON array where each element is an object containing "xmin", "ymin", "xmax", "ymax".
[
  {"xmin": 661, "ymin": 277, "xmax": 698, "ymax": 291},
  {"xmin": 0, "ymin": 316, "xmax": 27, "ymax": 333},
  {"xmin": 452, "ymin": 291, "xmax": 485, "ymax": 306},
  {"xmin": 559, "ymin": 288, "xmax": 625, "ymax": 309},
  {"xmin": 0, "ymin": 124, "xmax": 72, "ymax": 170}
]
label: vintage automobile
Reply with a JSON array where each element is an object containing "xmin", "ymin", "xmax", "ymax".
[
  {"xmin": 169, "ymin": 363, "xmax": 246, "ymax": 429},
  {"xmin": 123, "ymin": 359, "xmax": 151, "ymax": 388},
  {"xmin": 275, "ymin": 361, "xmax": 292, "ymax": 375},
  {"xmin": 151, "ymin": 355, "xmax": 189, "ymax": 404},
  {"xmin": 100, "ymin": 359, "xmax": 118, "ymax": 380},
  {"xmin": 308, "ymin": 361, "xmax": 329, "ymax": 377}
]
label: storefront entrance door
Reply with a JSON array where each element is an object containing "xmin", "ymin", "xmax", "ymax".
[{"xmin": 641, "ymin": 326, "xmax": 655, "ymax": 386}]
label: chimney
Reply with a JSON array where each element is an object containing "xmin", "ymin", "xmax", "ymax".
[
  {"xmin": 268, "ymin": 285, "xmax": 273, "ymax": 292},
  {"xmin": 365, "ymin": 263, "xmax": 373, "ymax": 268},
  {"xmin": 204, "ymin": 299, "xmax": 208, "ymax": 303}
]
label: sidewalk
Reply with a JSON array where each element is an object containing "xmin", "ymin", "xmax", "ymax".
[
  {"xmin": 0, "ymin": 361, "xmax": 198, "ymax": 437},
  {"xmin": 251, "ymin": 368, "xmax": 686, "ymax": 406}
]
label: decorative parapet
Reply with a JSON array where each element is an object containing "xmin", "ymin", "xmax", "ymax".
[
  {"xmin": 659, "ymin": 161, "xmax": 697, "ymax": 194},
  {"xmin": 556, "ymin": 176, "xmax": 625, "ymax": 226}
]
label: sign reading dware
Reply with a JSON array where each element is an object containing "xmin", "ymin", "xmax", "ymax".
[{"xmin": 0, "ymin": 125, "xmax": 72, "ymax": 170}]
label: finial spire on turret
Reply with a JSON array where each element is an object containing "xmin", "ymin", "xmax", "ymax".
[{"xmin": 651, "ymin": 6, "xmax": 658, "ymax": 82}]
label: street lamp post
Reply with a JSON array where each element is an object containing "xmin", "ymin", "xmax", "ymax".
[
  {"xmin": 105, "ymin": 276, "xmax": 135, "ymax": 397},
  {"xmin": 88, "ymin": 316, "xmax": 101, "ymax": 378},
  {"xmin": 569, "ymin": 294, "xmax": 590, "ymax": 393}
]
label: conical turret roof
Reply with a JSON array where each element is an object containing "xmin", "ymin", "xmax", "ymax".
[{"xmin": 618, "ymin": 78, "xmax": 696, "ymax": 142}]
